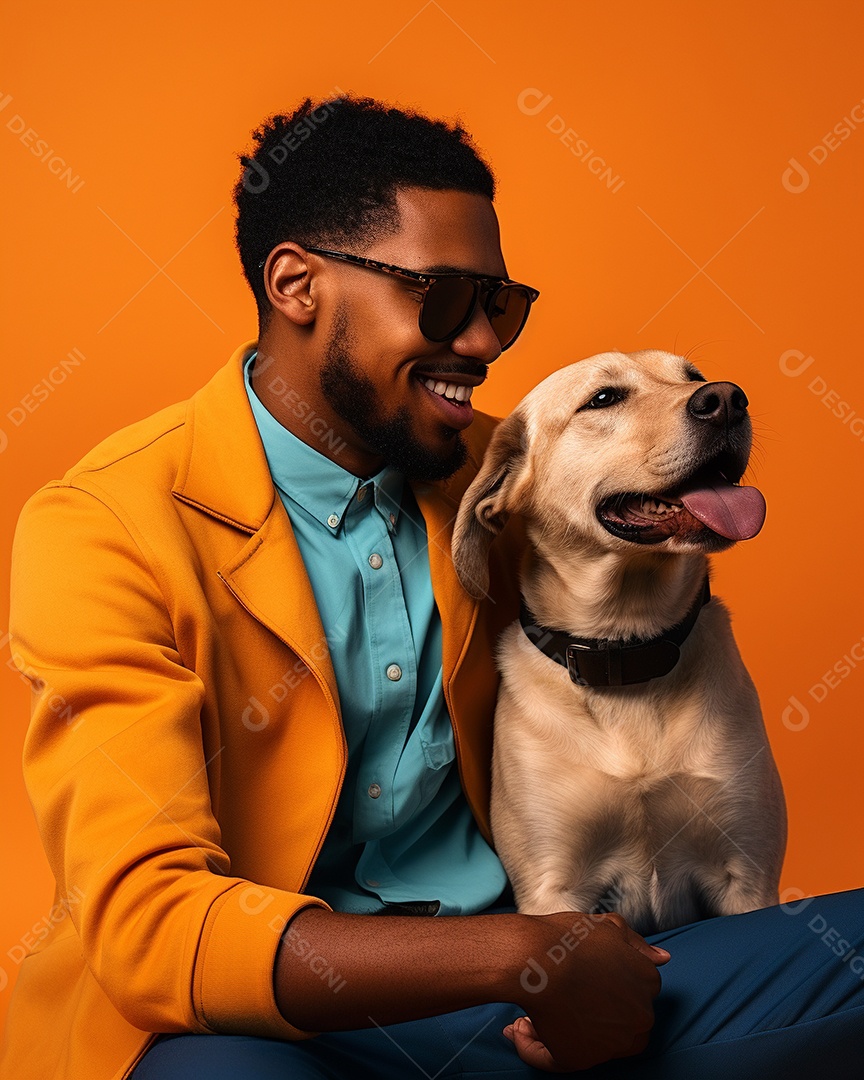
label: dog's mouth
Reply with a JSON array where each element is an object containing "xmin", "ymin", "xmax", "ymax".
[{"xmin": 596, "ymin": 456, "xmax": 766, "ymax": 546}]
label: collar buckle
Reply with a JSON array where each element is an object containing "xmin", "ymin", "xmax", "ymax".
[{"xmin": 565, "ymin": 642, "xmax": 592, "ymax": 686}]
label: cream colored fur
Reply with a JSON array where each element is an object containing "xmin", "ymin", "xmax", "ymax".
[{"xmin": 452, "ymin": 350, "xmax": 787, "ymax": 934}]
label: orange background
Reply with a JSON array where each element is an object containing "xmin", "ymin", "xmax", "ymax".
[{"xmin": 1, "ymin": 0, "xmax": 862, "ymax": 1026}]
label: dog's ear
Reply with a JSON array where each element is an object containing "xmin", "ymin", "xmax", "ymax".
[{"xmin": 452, "ymin": 411, "xmax": 531, "ymax": 599}]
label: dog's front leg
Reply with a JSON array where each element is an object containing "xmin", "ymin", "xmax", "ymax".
[
  {"xmin": 490, "ymin": 695, "xmax": 636, "ymax": 917},
  {"xmin": 696, "ymin": 751, "xmax": 788, "ymax": 920},
  {"xmin": 702, "ymin": 832, "xmax": 786, "ymax": 919}
]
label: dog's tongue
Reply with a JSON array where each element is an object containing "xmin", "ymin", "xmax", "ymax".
[{"xmin": 679, "ymin": 475, "xmax": 766, "ymax": 540}]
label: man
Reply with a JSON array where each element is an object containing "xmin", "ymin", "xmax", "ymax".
[{"xmin": 2, "ymin": 96, "xmax": 862, "ymax": 1080}]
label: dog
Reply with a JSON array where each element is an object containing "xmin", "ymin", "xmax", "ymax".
[{"xmin": 452, "ymin": 350, "xmax": 787, "ymax": 935}]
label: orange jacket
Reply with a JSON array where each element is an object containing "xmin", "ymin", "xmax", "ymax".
[{"xmin": 1, "ymin": 341, "xmax": 525, "ymax": 1080}]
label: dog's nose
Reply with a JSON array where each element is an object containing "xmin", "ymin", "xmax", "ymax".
[{"xmin": 687, "ymin": 381, "xmax": 749, "ymax": 428}]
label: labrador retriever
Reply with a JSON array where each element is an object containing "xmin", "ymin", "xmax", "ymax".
[{"xmin": 452, "ymin": 350, "xmax": 787, "ymax": 934}]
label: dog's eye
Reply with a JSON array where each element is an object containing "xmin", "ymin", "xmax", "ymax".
[{"xmin": 582, "ymin": 387, "xmax": 626, "ymax": 409}]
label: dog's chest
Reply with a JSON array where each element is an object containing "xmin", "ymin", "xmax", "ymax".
[{"xmin": 498, "ymin": 624, "xmax": 724, "ymax": 783}]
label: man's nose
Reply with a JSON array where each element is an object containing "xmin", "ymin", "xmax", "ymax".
[{"xmin": 448, "ymin": 304, "xmax": 503, "ymax": 364}]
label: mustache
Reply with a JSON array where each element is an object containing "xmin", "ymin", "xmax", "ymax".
[{"xmin": 413, "ymin": 362, "xmax": 488, "ymax": 379}]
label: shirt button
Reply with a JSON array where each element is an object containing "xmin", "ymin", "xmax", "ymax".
[
  {"xmin": 357, "ymin": 486, "xmax": 367, "ymax": 502},
  {"xmin": 327, "ymin": 513, "xmax": 340, "ymax": 528},
  {"xmin": 368, "ymin": 552, "xmax": 383, "ymax": 570},
  {"xmin": 386, "ymin": 664, "xmax": 402, "ymax": 682},
  {"xmin": 367, "ymin": 783, "xmax": 381, "ymax": 799}
]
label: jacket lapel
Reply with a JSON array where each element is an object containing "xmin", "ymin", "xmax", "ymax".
[
  {"xmin": 411, "ymin": 479, "xmax": 479, "ymax": 704},
  {"xmin": 171, "ymin": 340, "xmax": 340, "ymax": 714}
]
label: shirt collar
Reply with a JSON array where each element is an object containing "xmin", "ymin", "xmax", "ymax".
[{"xmin": 243, "ymin": 350, "xmax": 404, "ymax": 534}]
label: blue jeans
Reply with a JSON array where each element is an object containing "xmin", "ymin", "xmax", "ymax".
[{"xmin": 132, "ymin": 888, "xmax": 864, "ymax": 1078}]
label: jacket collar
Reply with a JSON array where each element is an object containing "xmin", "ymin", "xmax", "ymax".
[
  {"xmin": 172, "ymin": 341, "xmax": 276, "ymax": 534},
  {"xmin": 171, "ymin": 341, "xmax": 481, "ymax": 722}
]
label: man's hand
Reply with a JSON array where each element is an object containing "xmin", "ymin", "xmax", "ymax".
[
  {"xmin": 274, "ymin": 904, "xmax": 668, "ymax": 1073},
  {"xmin": 502, "ymin": 912, "xmax": 670, "ymax": 1072}
]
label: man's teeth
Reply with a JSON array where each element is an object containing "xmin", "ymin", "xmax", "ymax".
[
  {"xmin": 629, "ymin": 496, "xmax": 683, "ymax": 517},
  {"xmin": 421, "ymin": 377, "xmax": 473, "ymax": 403}
]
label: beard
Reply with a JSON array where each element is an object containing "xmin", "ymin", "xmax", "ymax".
[{"xmin": 319, "ymin": 308, "xmax": 468, "ymax": 482}]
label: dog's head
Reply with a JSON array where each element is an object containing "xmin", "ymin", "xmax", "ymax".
[{"xmin": 452, "ymin": 350, "xmax": 765, "ymax": 598}]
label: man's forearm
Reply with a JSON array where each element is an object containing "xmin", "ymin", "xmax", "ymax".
[{"xmin": 273, "ymin": 906, "xmax": 532, "ymax": 1032}]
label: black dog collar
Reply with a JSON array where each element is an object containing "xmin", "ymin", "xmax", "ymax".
[{"xmin": 519, "ymin": 576, "xmax": 711, "ymax": 687}]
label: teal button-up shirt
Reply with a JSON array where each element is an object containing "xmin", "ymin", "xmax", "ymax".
[{"xmin": 243, "ymin": 351, "xmax": 507, "ymax": 915}]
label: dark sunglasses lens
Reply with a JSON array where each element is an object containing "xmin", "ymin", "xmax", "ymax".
[
  {"xmin": 420, "ymin": 278, "xmax": 477, "ymax": 341},
  {"xmin": 487, "ymin": 285, "xmax": 532, "ymax": 349}
]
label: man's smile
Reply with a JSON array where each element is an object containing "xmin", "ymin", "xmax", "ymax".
[{"xmin": 410, "ymin": 368, "xmax": 486, "ymax": 431}]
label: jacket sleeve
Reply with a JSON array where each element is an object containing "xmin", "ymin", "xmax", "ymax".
[{"xmin": 9, "ymin": 481, "xmax": 331, "ymax": 1039}]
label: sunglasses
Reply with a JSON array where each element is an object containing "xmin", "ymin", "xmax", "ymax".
[{"xmin": 260, "ymin": 246, "xmax": 539, "ymax": 351}]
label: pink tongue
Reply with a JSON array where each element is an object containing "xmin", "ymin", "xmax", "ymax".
[{"xmin": 679, "ymin": 476, "xmax": 766, "ymax": 540}]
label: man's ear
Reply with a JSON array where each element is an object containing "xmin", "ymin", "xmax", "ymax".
[
  {"xmin": 263, "ymin": 244, "xmax": 316, "ymax": 327},
  {"xmin": 452, "ymin": 411, "xmax": 532, "ymax": 599}
]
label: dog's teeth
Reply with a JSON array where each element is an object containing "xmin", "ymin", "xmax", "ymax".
[{"xmin": 636, "ymin": 496, "xmax": 684, "ymax": 517}]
